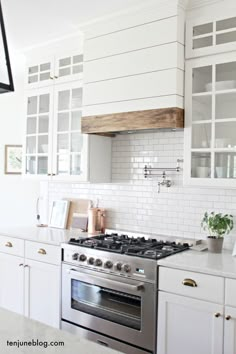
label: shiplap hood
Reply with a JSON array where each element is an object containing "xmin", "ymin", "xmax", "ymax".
[{"xmin": 81, "ymin": 0, "xmax": 185, "ymax": 134}]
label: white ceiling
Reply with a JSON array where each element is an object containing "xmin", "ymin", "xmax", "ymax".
[{"xmin": 2, "ymin": 0, "xmax": 146, "ymax": 51}]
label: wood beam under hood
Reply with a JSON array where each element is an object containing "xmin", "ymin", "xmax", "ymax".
[{"xmin": 81, "ymin": 107, "xmax": 184, "ymax": 135}]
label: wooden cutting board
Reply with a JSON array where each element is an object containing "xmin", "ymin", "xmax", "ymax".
[{"xmin": 63, "ymin": 198, "xmax": 91, "ymax": 229}]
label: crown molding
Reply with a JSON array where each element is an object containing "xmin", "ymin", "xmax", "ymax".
[{"xmin": 187, "ymin": 0, "xmax": 223, "ymax": 10}]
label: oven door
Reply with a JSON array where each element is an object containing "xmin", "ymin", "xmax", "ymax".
[{"xmin": 62, "ymin": 263, "xmax": 156, "ymax": 352}]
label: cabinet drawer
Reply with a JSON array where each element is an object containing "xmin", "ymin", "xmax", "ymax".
[
  {"xmin": 25, "ymin": 241, "xmax": 61, "ymax": 265},
  {"xmin": 0, "ymin": 235, "xmax": 24, "ymax": 257},
  {"xmin": 159, "ymin": 267, "xmax": 224, "ymax": 304},
  {"xmin": 225, "ymin": 278, "xmax": 236, "ymax": 307}
]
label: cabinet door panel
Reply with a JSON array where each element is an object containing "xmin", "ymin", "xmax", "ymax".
[
  {"xmin": 224, "ymin": 306, "xmax": 236, "ymax": 354},
  {"xmin": 0, "ymin": 253, "xmax": 24, "ymax": 315},
  {"xmin": 25, "ymin": 259, "xmax": 60, "ymax": 328},
  {"xmin": 26, "ymin": 56, "xmax": 54, "ymax": 89},
  {"xmin": 157, "ymin": 292, "xmax": 223, "ymax": 354}
]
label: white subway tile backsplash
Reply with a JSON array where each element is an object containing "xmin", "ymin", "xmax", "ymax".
[{"xmin": 46, "ymin": 130, "xmax": 236, "ymax": 249}]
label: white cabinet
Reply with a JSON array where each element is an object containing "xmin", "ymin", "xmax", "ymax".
[
  {"xmin": 224, "ymin": 306, "xmax": 236, "ymax": 354},
  {"xmin": 157, "ymin": 292, "xmax": 224, "ymax": 354},
  {"xmin": 26, "ymin": 50, "xmax": 83, "ymax": 89},
  {"xmin": 184, "ymin": 52, "xmax": 236, "ymax": 187},
  {"xmin": 186, "ymin": 13, "xmax": 236, "ymax": 59},
  {"xmin": 24, "ymin": 259, "xmax": 60, "ymax": 328},
  {"xmin": 0, "ymin": 253, "xmax": 24, "ymax": 315}
]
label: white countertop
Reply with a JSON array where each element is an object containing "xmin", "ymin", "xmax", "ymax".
[
  {"xmin": 0, "ymin": 307, "xmax": 122, "ymax": 354},
  {"xmin": 158, "ymin": 249, "xmax": 236, "ymax": 279},
  {"xmin": 0, "ymin": 226, "xmax": 88, "ymax": 246}
]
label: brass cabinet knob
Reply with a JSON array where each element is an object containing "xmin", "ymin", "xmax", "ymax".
[
  {"xmin": 5, "ymin": 241, "xmax": 13, "ymax": 248},
  {"xmin": 24, "ymin": 265, "xmax": 29, "ymax": 268},
  {"xmin": 225, "ymin": 315, "xmax": 231, "ymax": 321},
  {"xmin": 49, "ymin": 76, "xmax": 54, "ymax": 80},
  {"xmin": 182, "ymin": 278, "xmax": 197, "ymax": 287},
  {"xmin": 214, "ymin": 313, "xmax": 221, "ymax": 318},
  {"xmin": 19, "ymin": 263, "xmax": 24, "ymax": 267},
  {"xmin": 38, "ymin": 248, "xmax": 46, "ymax": 255},
  {"xmin": 54, "ymin": 75, "xmax": 58, "ymax": 79}
]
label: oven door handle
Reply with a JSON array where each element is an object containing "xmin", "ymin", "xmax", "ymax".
[{"xmin": 67, "ymin": 268, "xmax": 145, "ymax": 292}]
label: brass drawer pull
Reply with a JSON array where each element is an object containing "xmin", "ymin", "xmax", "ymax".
[
  {"xmin": 182, "ymin": 278, "xmax": 197, "ymax": 287},
  {"xmin": 5, "ymin": 241, "xmax": 13, "ymax": 248},
  {"xmin": 225, "ymin": 315, "xmax": 231, "ymax": 321},
  {"xmin": 214, "ymin": 313, "xmax": 221, "ymax": 318},
  {"xmin": 38, "ymin": 248, "xmax": 47, "ymax": 255}
]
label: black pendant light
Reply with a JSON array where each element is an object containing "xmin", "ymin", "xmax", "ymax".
[{"xmin": 0, "ymin": 0, "xmax": 13, "ymax": 93}]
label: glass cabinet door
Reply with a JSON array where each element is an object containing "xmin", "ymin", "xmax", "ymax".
[
  {"xmin": 25, "ymin": 88, "xmax": 53, "ymax": 176},
  {"xmin": 53, "ymin": 82, "xmax": 86, "ymax": 178},
  {"xmin": 189, "ymin": 57, "xmax": 236, "ymax": 182},
  {"xmin": 54, "ymin": 52, "xmax": 83, "ymax": 84},
  {"xmin": 27, "ymin": 58, "xmax": 54, "ymax": 88}
]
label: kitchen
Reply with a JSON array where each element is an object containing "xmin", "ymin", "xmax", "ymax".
[{"xmin": 0, "ymin": 0, "xmax": 236, "ymax": 353}]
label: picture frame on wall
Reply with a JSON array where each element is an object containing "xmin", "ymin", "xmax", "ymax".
[
  {"xmin": 49, "ymin": 200, "xmax": 70, "ymax": 229},
  {"xmin": 4, "ymin": 145, "xmax": 22, "ymax": 175}
]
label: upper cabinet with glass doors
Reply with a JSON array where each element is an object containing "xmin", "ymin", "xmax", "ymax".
[
  {"xmin": 186, "ymin": 14, "xmax": 236, "ymax": 59},
  {"xmin": 184, "ymin": 52, "xmax": 236, "ymax": 187},
  {"xmin": 26, "ymin": 50, "xmax": 83, "ymax": 89}
]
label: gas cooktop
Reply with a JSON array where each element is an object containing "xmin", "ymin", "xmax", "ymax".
[{"xmin": 68, "ymin": 233, "xmax": 189, "ymax": 260}]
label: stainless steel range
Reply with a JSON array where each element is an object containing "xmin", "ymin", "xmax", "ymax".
[{"xmin": 61, "ymin": 230, "xmax": 189, "ymax": 354}]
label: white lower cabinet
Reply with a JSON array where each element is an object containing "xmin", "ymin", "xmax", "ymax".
[
  {"xmin": 157, "ymin": 292, "xmax": 224, "ymax": 354},
  {"xmin": 24, "ymin": 259, "xmax": 60, "ymax": 328},
  {"xmin": 224, "ymin": 306, "xmax": 236, "ymax": 354},
  {"xmin": 0, "ymin": 253, "xmax": 24, "ymax": 315},
  {"xmin": 0, "ymin": 241, "xmax": 60, "ymax": 329}
]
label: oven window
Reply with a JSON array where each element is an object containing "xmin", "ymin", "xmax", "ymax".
[{"xmin": 71, "ymin": 279, "xmax": 141, "ymax": 330}]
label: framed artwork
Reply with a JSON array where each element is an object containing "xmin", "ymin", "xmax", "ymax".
[
  {"xmin": 4, "ymin": 145, "xmax": 22, "ymax": 175},
  {"xmin": 49, "ymin": 200, "xmax": 70, "ymax": 229}
]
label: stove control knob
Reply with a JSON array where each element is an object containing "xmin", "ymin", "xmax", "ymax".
[
  {"xmin": 105, "ymin": 260, "xmax": 113, "ymax": 269},
  {"xmin": 72, "ymin": 253, "xmax": 79, "ymax": 261},
  {"xmin": 88, "ymin": 257, "xmax": 95, "ymax": 265},
  {"xmin": 115, "ymin": 262, "xmax": 123, "ymax": 271},
  {"xmin": 123, "ymin": 264, "xmax": 131, "ymax": 273},
  {"xmin": 95, "ymin": 259, "xmax": 103, "ymax": 267},
  {"xmin": 79, "ymin": 254, "xmax": 87, "ymax": 262}
]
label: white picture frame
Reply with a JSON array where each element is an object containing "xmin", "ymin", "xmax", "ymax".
[{"xmin": 49, "ymin": 200, "xmax": 70, "ymax": 229}]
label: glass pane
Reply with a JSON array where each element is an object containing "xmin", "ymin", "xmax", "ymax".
[
  {"xmin": 193, "ymin": 23, "xmax": 213, "ymax": 36},
  {"xmin": 70, "ymin": 155, "xmax": 81, "ymax": 175},
  {"xmin": 216, "ymin": 31, "xmax": 236, "ymax": 45},
  {"xmin": 71, "ymin": 111, "xmax": 81, "ymax": 131},
  {"xmin": 40, "ymin": 62, "xmax": 50, "ymax": 71},
  {"xmin": 72, "ymin": 88, "xmax": 82, "ymax": 109},
  {"xmin": 38, "ymin": 157, "xmax": 48, "ymax": 175},
  {"xmin": 215, "ymin": 152, "xmax": 236, "ymax": 178},
  {"xmin": 216, "ymin": 17, "xmax": 236, "ymax": 31},
  {"xmin": 40, "ymin": 72, "xmax": 50, "ymax": 81},
  {"xmin": 193, "ymin": 36, "xmax": 213, "ymax": 50},
  {"xmin": 39, "ymin": 94, "xmax": 50, "ymax": 113},
  {"xmin": 27, "ymin": 96, "xmax": 37, "ymax": 115},
  {"xmin": 215, "ymin": 122, "xmax": 236, "ymax": 148},
  {"xmin": 58, "ymin": 112, "xmax": 69, "ymax": 132},
  {"xmin": 59, "ymin": 57, "xmax": 71, "ymax": 67},
  {"xmin": 216, "ymin": 93, "xmax": 236, "ymax": 119},
  {"xmin": 38, "ymin": 115, "xmax": 49, "ymax": 133},
  {"xmin": 193, "ymin": 66, "xmax": 212, "ymax": 93},
  {"xmin": 58, "ymin": 90, "xmax": 70, "ymax": 111},
  {"xmin": 59, "ymin": 67, "xmax": 71, "ymax": 77},
  {"xmin": 216, "ymin": 62, "xmax": 236, "ymax": 91},
  {"xmin": 27, "ymin": 117, "xmax": 37, "ymax": 134},
  {"xmin": 57, "ymin": 133, "xmax": 69, "ymax": 153},
  {"xmin": 28, "ymin": 66, "xmax": 38, "ymax": 74},
  {"xmin": 192, "ymin": 124, "xmax": 212, "ymax": 148},
  {"xmin": 28, "ymin": 75, "xmax": 38, "ymax": 84},
  {"xmin": 191, "ymin": 152, "xmax": 211, "ymax": 178},
  {"xmin": 71, "ymin": 133, "xmax": 83, "ymax": 152},
  {"xmin": 192, "ymin": 96, "xmax": 212, "ymax": 121},
  {"xmin": 38, "ymin": 135, "xmax": 48, "ymax": 153},
  {"xmin": 57, "ymin": 155, "xmax": 69, "ymax": 175},
  {"xmin": 73, "ymin": 54, "xmax": 83, "ymax": 64},
  {"xmin": 73, "ymin": 65, "xmax": 83, "ymax": 74},
  {"xmin": 25, "ymin": 156, "xmax": 36, "ymax": 174},
  {"xmin": 26, "ymin": 136, "xmax": 36, "ymax": 154}
]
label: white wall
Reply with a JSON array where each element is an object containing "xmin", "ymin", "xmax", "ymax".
[{"xmin": 0, "ymin": 53, "xmax": 40, "ymax": 227}]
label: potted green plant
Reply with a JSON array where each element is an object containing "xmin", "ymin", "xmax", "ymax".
[{"xmin": 201, "ymin": 212, "xmax": 234, "ymax": 253}]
